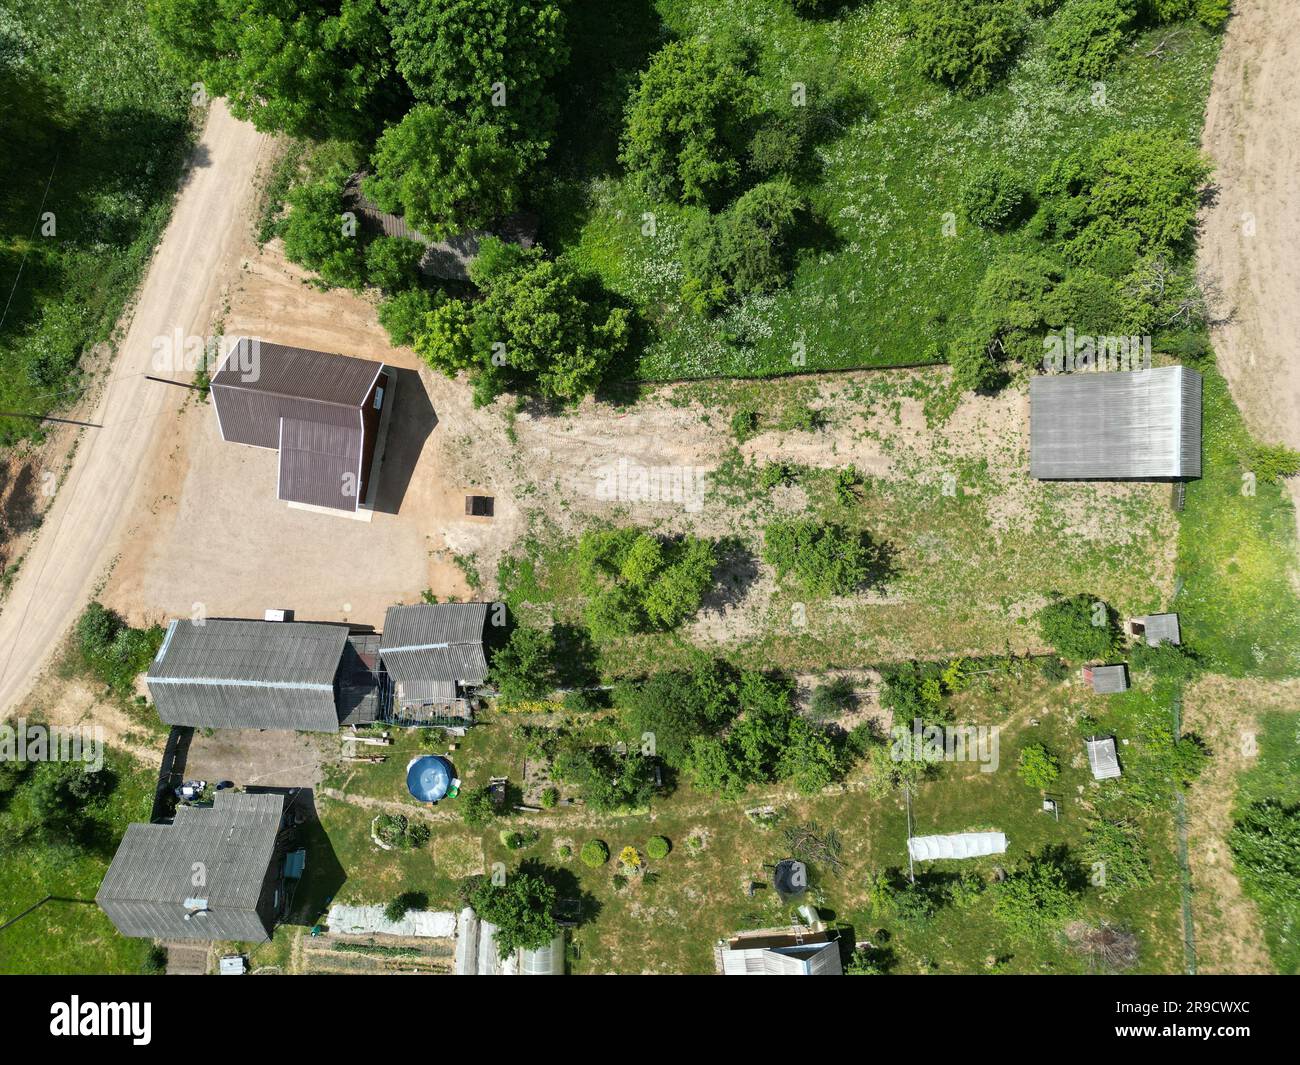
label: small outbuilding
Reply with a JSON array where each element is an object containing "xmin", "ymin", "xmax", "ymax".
[
  {"xmin": 97, "ymin": 791, "xmax": 289, "ymax": 943},
  {"xmin": 1131, "ymin": 613, "xmax": 1181, "ymax": 647},
  {"xmin": 379, "ymin": 602, "xmax": 489, "ymax": 719},
  {"xmin": 1087, "ymin": 735, "xmax": 1123, "ymax": 780},
  {"xmin": 1083, "ymin": 663, "xmax": 1130, "ymax": 694}
]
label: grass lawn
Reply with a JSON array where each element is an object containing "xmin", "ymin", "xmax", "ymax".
[
  {"xmin": 547, "ymin": 1, "xmax": 1221, "ymax": 380},
  {"xmin": 1176, "ymin": 367, "xmax": 1300, "ymax": 677},
  {"xmin": 0, "ymin": 0, "xmax": 193, "ymax": 442},
  {"xmin": 0, "ymin": 747, "xmax": 156, "ymax": 974}
]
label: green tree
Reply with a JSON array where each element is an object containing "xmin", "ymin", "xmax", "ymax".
[
  {"xmin": 281, "ymin": 171, "xmax": 365, "ymax": 289},
  {"xmin": 576, "ymin": 529, "xmax": 717, "ymax": 637},
  {"xmin": 466, "ymin": 870, "xmax": 559, "ymax": 958},
  {"xmin": 414, "ymin": 297, "xmax": 476, "ymax": 373},
  {"xmin": 461, "ymin": 785, "xmax": 497, "ymax": 827},
  {"xmin": 1047, "ymin": 0, "xmax": 1137, "ymax": 82},
  {"xmin": 384, "ymin": 0, "xmax": 569, "ymax": 145},
  {"xmin": 617, "ymin": 661, "xmax": 734, "ymax": 770},
  {"xmin": 364, "ymin": 235, "xmax": 425, "ymax": 294},
  {"xmin": 367, "ymin": 105, "xmax": 524, "ymax": 238},
  {"xmin": 779, "ymin": 716, "xmax": 845, "ymax": 793},
  {"xmin": 489, "ymin": 624, "xmax": 556, "ymax": 701},
  {"xmin": 681, "ymin": 179, "xmax": 806, "ymax": 311},
  {"xmin": 909, "ymin": 0, "xmax": 1027, "ymax": 97},
  {"xmin": 378, "ymin": 287, "xmax": 437, "ymax": 346},
  {"xmin": 146, "ymin": 0, "xmax": 396, "ymax": 139},
  {"xmin": 620, "ymin": 37, "xmax": 754, "ymax": 205}
]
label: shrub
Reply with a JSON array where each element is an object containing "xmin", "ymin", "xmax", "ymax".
[
  {"xmin": 384, "ymin": 890, "xmax": 428, "ymax": 923},
  {"xmin": 1247, "ymin": 443, "xmax": 1300, "ymax": 485},
  {"xmin": 962, "ymin": 163, "xmax": 1031, "ymax": 229},
  {"xmin": 909, "ymin": 0, "xmax": 1028, "ymax": 97},
  {"xmin": 1048, "ymin": 0, "xmax": 1137, "ymax": 82},
  {"xmin": 539, "ymin": 786, "xmax": 559, "ymax": 809},
  {"xmin": 500, "ymin": 829, "xmax": 526, "ymax": 850},
  {"xmin": 461, "ymin": 785, "xmax": 497, "ymax": 827},
  {"xmin": 731, "ymin": 407, "xmax": 760, "ymax": 441},
  {"xmin": 763, "ymin": 520, "xmax": 877, "ymax": 596},
  {"xmin": 619, "ymin": 845, "xmax": 642, "ymax": 870},
  {"xmin": 1035, "ymin": 594, "xmax": 1120, "ymax": 660},
  {"xmin": 577, "ymin": 528, "xmax": 717, "ymax": 638},
  {"xmin": 557, "ymin": 844, "xmax": 572, "ymax": 859},
  {"xmin": 646, "ymin": 835, "xmax": 671, "ymax": 860},
  {"xmin": 580, "ymin": 839, "xmax": 610, "ymax": 867},
  {"xmin": 1228, "ymin": 801, "xmax": 1300, "ymax": 906},
  {"xmin": 810, "ymin": 676, "xmax": 856, "ymax": 721},
  {"xmin": 759, "ymin": 462, "xmax": 796, "ymax": 488},
  {"xmin": 554, "ymin": 747, "xmax": 656, "ymax": 811},
  {"xmin": 561, "ymin": 688, "xmax": 607, "ymax": 713},
  {"xmin": 993, "ymin": 851, "xmax": 1082, "ymax": 939},
  {"xmin": 1017, "ymin": 742, "xmax": 1061, "ymax": 788},
  {"xmin": 1082, "ymin": 817, "xmax": 1153, "ymax": 900},
  {"xmin": 75, "ymin": 602, "xmax": 165, "ymax": 699},
  {"xmin": 748, "ymin": 106, "xmax": 815, "ymax": 177}
]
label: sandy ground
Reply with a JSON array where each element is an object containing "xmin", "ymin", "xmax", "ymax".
[
  {"xmin": 1200, "ymin": 0, "xmax": 1300, "ymax": 537},
  {"xmin": 1182, "ymin": 675, "xmax": 1300, "ymax": 974}
]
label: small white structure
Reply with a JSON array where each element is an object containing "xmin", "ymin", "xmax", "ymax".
[
  {"xmin": 218, "ymin": 955, "xmax": 247, "ymax": 975},
  {"xmin": 1086, "ymin": 736, "xmax": 1123, "ymax": 780},
  {"xmin": 907, "ymin": 831, "xmax": 1007, "ymax": 861}
]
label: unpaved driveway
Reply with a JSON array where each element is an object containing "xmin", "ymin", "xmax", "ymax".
[
  {"xmin": 0, "ymin": 101, "xmax": 270, "ymax": 716},
  {"xmin": 1200, "ymin": 0, "xmax": 1300, "ymax": 534}
]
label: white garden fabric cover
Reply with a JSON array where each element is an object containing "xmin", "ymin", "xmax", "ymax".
[{"xmin": 907, "ymin": 831, "xmax": 1007, "ymax": 861}]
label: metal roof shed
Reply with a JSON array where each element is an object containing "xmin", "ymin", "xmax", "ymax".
[
  {"xmin": 1132, "ymin": 613, "xmax": 1181, "ymax": 646},
  {"xmin": 148, "ymin": 618, "xmax": 350, "ymax": 732},
  {"xmin": 1030, "ymin": 366, "xmax": 1202, "ymax": 480},
  {"xmin": 380, "ymin": 603, "xmax": 489, "ymax": 707},
  {"xmin": 97, "ymin": 791, "xmax": 287, "ymax": 942},
  {"xmin": 1084, "ymin": 663, "xmax": 1130, "ymax": 694},
  {"xmin": 717, "ymin": 929, "xmax": 843, "ymax": 976},
  {"xmin": 1087, "ymin": 736, "xmax": 1123, "ymax": 780}
]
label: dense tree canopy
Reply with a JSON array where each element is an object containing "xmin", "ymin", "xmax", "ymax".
[
  {"xmin": 620, "ymin": 37, "xmax": 754, "ymax": 205},
  {"xmin": 909, "ymin": 0, "xmax": 1027, "ymax": 97},
  {"xmin": 466, "ymin": 870, "xmax": 559, "ymax": 958}
]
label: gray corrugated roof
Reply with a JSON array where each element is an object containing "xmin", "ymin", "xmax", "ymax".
[
  {"xmin": 278, "ymin": 417, "xmax": 363, "ymax": 511},
  {"xmin": 1087, "ymin": 663, "xmax": 1130, "ymax": 693},
  {"xmin": 148, "ymin": 619, "xmax": 348, "ymax": 731},
  {"xmin": 97, "ymin": 791, "xmax": 286, "ymax": 942},
  {"xmin": 1030, "ymin": 366, "xmax": 1202, "ymax": 480},
  {"xmin": 380, "ymin": 604, "xmax": 489, "ymax": 699},
  {"xmin": 1087, "ymin": 736, "xmax": 1122, "ymax": 779},
  {"xmin": 719, "ymin": 934, "xmax": 842, "ymax": 976},
  {"xmin": 1136, "ymin": 613, "xmax": 1181, "ymax": 647}
]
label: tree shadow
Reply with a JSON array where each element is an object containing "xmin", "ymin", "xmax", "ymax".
[{"xmin": 699, "ymin": 536, "xmax": 761, "ymax": 614}]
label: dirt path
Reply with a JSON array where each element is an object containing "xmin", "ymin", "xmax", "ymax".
[
  {"xmin": 0, "ymin": 101, "xmax": 270, "ymax": 717},
  {"xmin": 1181, "ymin": 675, "xmax": 1300, "ymax": 974},
  {"xmin": 1200, "ymin": 0, "xmax": 1300, "ymax": 535}
]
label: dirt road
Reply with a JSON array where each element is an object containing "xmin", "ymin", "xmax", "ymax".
[
  {"xmin": 0, "ymin": 101, "xmax": 269, "ymax": 717},
  {"xmin": 1200, "ymin": 0, "xmax": 1300, "ymax": 533}
]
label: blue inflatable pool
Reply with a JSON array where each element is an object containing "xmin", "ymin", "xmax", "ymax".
[{"xmin": 406, "ymin": 755, "xmax": 452, "ymax": 803}]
